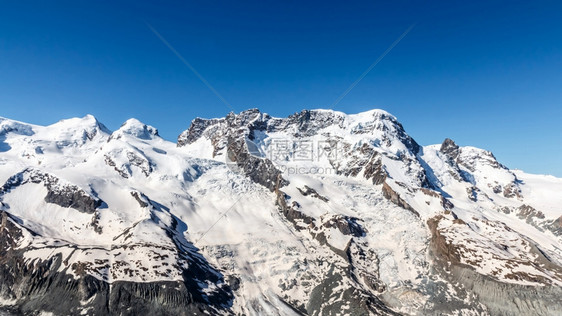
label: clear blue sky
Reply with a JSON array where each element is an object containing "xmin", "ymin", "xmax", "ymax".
[{"xmin": 1, "ymin": 1, "xmax": 561, "ymax": 176}]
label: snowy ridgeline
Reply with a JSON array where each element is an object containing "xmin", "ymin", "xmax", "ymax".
[{"xmin": 0, "ymin": 109, "xmax": 561, "ymax": 315}]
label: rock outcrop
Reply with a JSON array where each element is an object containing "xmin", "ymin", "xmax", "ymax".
[{"xmin": 0, "ymin": 169, "xmax": 102, "ymax": 214}]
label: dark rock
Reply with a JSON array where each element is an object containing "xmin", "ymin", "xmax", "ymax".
[
  {"xmin": 90, "ymin": 211, "xmax": 103, "ymax": 234},
  {"xmin": 545, "ymin": 216, "xmax": 562, "ymax": 236},
  {"xmin": 420, "ymin": 188, "xmax": 454, "ymax": 210},
  {"xmin": 321, "ymin": 215, "xmax": 365, "ymax": 238},
  {"xmin": 306, "ymin": 267, "xmax": 399, "ymax": 316},
  {"xmin": 426, "ymin": 214, "xmax": 562, "ymax": 316},
  {"xmin": 104, "ymin": 154, "xmax": 129, "ymax": 178},
  {"xmin": 467, "ymin": 186, "xmax": 479, "ymax": 202},
  {"xmin": 297, "ymin": 185, "xmax": 329, "ymax": 202},
  {"xmin": 226, "ymin": 136, "xmax": 288, "ymax": 192},
  {"xmin": 130, "ymin": 191, "xmax": 150, "ymax": 208},
  {"xmin": 441, "ymin": 197, "xmax": 455, "ymax": 211},
  {"xmin": 177, "ymin": 118, "xmax": 221, "ymax": 147},
  {"xmin": 226, "ymin": 275, "xmax": 241, "ymax": 291},
  {"xmin": 275, "ymin": 189, "xmax": 315, "ymax": 228},
  {"xmin": 503, "ymin": 183, "xmax": 522, "ymax": 199},
  {"xmin": 126, "ymin": 151, "xmax": 154, "ymax": 177},
  {"xmin": 382, "ymin": 181, "xmax": 419, "ymax": 217},
  {"xmin": 517, "ymin": 204, "xmax": 545, "ymax": 221},
  {"xmin": 363, "ymin": 152, "xmax": 387, "ymax": 185},
  {"xmin": 440, "ymin": 138, "xmax": 460, "ymax": 159},
  {"xmin": 1, "ymin": 169, "xmax": 103, "ymax": 214},
  {"xmin": 44, "ymin": 186, "xmax": 101, "ymax": 214},
  {"xmin": 427, "ymin": 215, "xmax": 462, "ymax": 265}
]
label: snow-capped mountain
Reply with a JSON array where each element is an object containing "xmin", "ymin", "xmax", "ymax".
[{"xmin": 0, "ymin": 109, "xmax": 561, "ymax": 315}]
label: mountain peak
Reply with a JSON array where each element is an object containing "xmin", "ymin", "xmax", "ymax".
[
  {"xmin": 348, "ymin": 108, "xmax": 395, "ymax": 120},
  {"xmin": 111, "ymin": 118, "xmax": 159, "ymax": 140},
  {"xmin": 178, "ymin": 107, "xmax": 420, "ymax": 161},
  {"xmin": 35, "ymin": 115, "xmax": 110, "ymax": 145},
  {"xmin": 440, "ymin": 138, "xmax": 460, "ymax": 158},
  {"xmin": 54, "ymin": 114, "xmax": 99, "ymax": 125},
  {"xmin": 47, "ymin": 114, "xmax": 111, "ymax": 135}
]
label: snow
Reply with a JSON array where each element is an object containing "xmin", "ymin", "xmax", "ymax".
[
  {"xmin": 513, "ymin": 170, "xmax": 562, "ymax": 218},
  {"xmin": 111, "ymin": 118, "xmax": 159, "ymax": 140}
]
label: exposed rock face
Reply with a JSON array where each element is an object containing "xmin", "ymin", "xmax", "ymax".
[
  {"xmin": 306, "ymin": 268, "xmax": 399, "ymax": 316},
  {"xmin": 320, "ymin": 214, "xmax": 365, "ymax": 237},
  {"xmin": 439, "ymin": 138, "xmax": 460, "ymax": 159},
  {"xmin": 130, "ymin": 191, "xmax": 150, "ymax": 208},
  {"xmin": 546, "ymin": 216, "xmax": 562, "ymax": 236},
  {"xmin": 104, "ymin": 149, "xmax": 155, "ymax": 178},
  {"xmin": 272, "ymin": 185, "xmax": 395, "ymax": 315},
  {"xmin": 362, "ymin": 152, "xmax": 387, "ymax": 185},
  {"xmin": 420, "ymin": 188, "xmax": 454, "ymax": 210},
  {"xmin": 0, "ymin": 211, "xmax": 234, "ymax": 316},
  {"xmin": 426, "ymin": 214, "xmax": 562, "ymax": 315},
  {"xmin": 179, "ymin": 108, "xmax": 420, "ymax": 156},
  {"xmin": 226, "ymin": 136, "xmax": 288, "ymax": 192},
  {"xmin": 503, "ymin": 182, "xmax": 522, "ymax": 198},
  {"xmin": 382, "ymin": 181, "xmax": 419, "ymax": 217},
  {"xmin": 445, "ymin": 265, "xmax": 562, "ymax": 316},
  {"xmin": 427, "ymin": 215, "xmax": 462, "ymax": 264},
  {"xmin": 0, "ymin": 169, "xmax": 102, "ymax": 214},
  {"xmin": 179, "ymin": 109, "xmax": 290, "ymax": 192},
  {"xmin": 275, "ymin": 188, "xmax": 315, "ymax": 229},
  {"xmin": 517, "ymin": 204, "xmax": 545, "ymax": 221},
  {"xmin": 298, "ymin": 185, "xmax": 329, "ymax": 202},
  {"xmin": 457, "ymin": 146, "xmax": 507, "ymax": 172},
  {"xmin": 328, "ymin": 143, "xmax": 388, "ymax": 185},
  {"xmin": 177, "ymin": 117, "xmax": 221, "ymax": 147},
  {"xmin": 104, "ymin": 154, "xmax": 129, "ymax": 178},
  {"xmin": 126, "ymin": 151, "xmax": 154, "ymax": 177}
]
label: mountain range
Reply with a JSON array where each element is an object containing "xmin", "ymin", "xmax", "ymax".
[{"xmin": 0, "ymin": 109, "xmax": 561, "ymax": 315}]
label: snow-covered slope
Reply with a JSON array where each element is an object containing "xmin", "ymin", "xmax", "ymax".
[{"xmin": 0, "ymin": 110, "xmax": 561, "ymax": 315}]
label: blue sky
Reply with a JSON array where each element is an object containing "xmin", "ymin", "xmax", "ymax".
[{"xmin": 1, "ymin": 1, "xmax": 561, "ymax": 176}]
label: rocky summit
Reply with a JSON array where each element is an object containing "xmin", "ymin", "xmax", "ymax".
[{"xmin": 0, "ymin": 109, "xmax": 561, "ymax": 315}]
